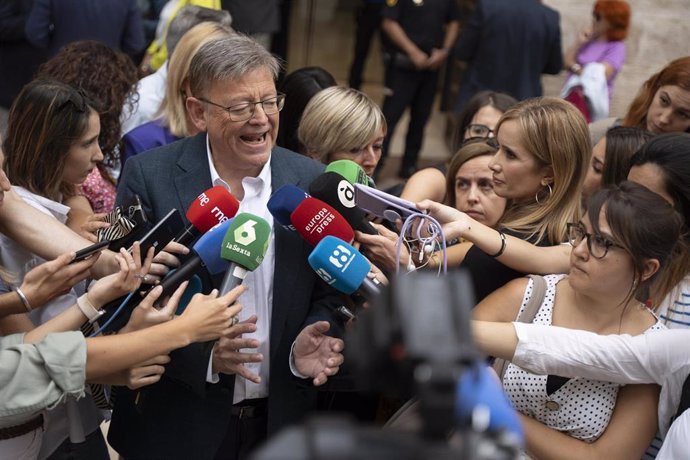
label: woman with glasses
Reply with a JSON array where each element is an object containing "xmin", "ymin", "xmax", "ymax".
[
  {"xmin": 401, "ymin": 90, "xmax": 516, "ymax": 203},
  {"xmin": 121, "ymin": 22, "xmax": 234, "ymax": 167},
  {"xmin": 469, "ymin": 181, "xmax": 678, "ymax": 459}
]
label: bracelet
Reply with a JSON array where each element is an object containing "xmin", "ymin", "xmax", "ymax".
[
  {"xmin": 76, "ymin": 293, "xmax": 104, "ymax": 324},
  {"xmin": 13, "ymin": 287, "xmax": 32, "ymax": 312},
  {"xmin": 488, "ymin": 231, "xmax": 507, "ymax": 258}
]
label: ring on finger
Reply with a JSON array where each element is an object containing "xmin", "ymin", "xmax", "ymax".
[{"xmin": 231, "ymin": 316, "xmax": 239, "ymax": 326}]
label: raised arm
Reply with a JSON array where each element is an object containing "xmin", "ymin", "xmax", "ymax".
[{"xmin": 417, "ymin": 199, "xmax": 570, "ymax": 274}]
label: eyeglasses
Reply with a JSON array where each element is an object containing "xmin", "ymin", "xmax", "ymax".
[
  {"xmin": 197, "ymin": 93, "xmax": 286, "ymax": 122},
  {"xmin": 567, "ymin": 222, "xmax": 624, "ymax": 259},
  {"xmin": 465, "ymin": 124, "xmax": 494, "ymax": 139},
  {"xmin": 461, "ymin": 136, "xmax": 499, "ymax": 149}
]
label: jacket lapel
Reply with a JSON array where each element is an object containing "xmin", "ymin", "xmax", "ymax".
[{"xmin": 173, "ymin": 134, "xmax": 213, "ymax": 222}]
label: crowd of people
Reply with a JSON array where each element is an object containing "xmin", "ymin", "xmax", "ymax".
[{"xmin": 1, "ymin": 1, "xmax": 690, "ymax": 460}]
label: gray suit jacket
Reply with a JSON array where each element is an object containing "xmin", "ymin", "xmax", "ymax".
[{"xmin": 109, "ymin": 133, "xmax": 342, "ymax": 459}]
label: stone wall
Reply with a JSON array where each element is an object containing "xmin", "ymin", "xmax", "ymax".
[{"xmin": 542, "ymin": 0, "xmax": 690, "ymax": 118}]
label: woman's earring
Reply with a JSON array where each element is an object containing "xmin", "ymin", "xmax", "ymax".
[{"xmin": 535, "ymin": 183, "xmax": 553, "ymax": 205}]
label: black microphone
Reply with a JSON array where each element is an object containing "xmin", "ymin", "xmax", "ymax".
[{"xmin": 308, "ymin": 172, "xmax": 377, "ymax": 235}]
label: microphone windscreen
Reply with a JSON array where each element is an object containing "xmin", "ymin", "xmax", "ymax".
[
  {"xmin": 325, "ymin": 160, "xmax": 370, "ymax": 186},
  {"xmin": 290, "ymin": 197, "xmax": 355, "ymax": 246},
  {"xmin": 185, "ymin": 186, "xmax": 240, "ymax": 233},
  {"xmin": 267, "ymin": 185, "xmax": 309, "ymax": 228},
  {"xmin": 192, "ymin": 218, "xmax": 234, "ymax": 275},
  {"xmin": 220, "ymin": 213, "xmax": 272, "ymax": 271},
  {"xmin": 308, "ymin": 236, "xmax": 370, "ymax": 295},
  {"xmin": 455, "ymin": 366, "xmax": 524, "ymax": 445},
  {"xmin": 308, "ymin": 173, "xmax": 377, "ymax": 235}
]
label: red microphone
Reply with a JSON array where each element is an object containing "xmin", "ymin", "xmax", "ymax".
[
  {"xmin": 175, "ymin": 186, "xmax": 240, "ymax": 246},
  {"xmin": 290, "ymin": 197, "xmax": 355, "ymax": 246}
]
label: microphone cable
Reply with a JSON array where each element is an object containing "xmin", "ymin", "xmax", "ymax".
[
  {"xmin": 89, "ymin": 291, "xmax": 136, "ymax": 336},
  {"xmin": 396, "ymin": 212, "xmax": 447, "ymax": 275}
]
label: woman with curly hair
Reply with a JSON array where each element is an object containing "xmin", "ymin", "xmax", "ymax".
[{"xmin": 36, "ymin": 40, "xmax": 139, "ymax": 216}]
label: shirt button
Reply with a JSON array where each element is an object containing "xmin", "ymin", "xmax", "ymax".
[{"xmin": 545, "ymin": 401, "xmax": 560, "ymax": 411}]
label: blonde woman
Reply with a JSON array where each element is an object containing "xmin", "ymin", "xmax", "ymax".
[
  {"xmin": 121, "ymin": 22, "xmax": 233, "ymax": 165},
  {"xmin": 457, "ymin": 97, "xmax": 590, "ymax": 300},
  {"xmin": 298, "ymin": 86, "xmax": 387, "ymax": 176}
]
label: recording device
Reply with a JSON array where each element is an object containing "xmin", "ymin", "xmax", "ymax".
[
  {"xmin": 308, "ymin": 172, "xmax": 377, "ymax": 235},
  {"xmin": 325, "ymin": 159, "xmax": 373, "ymax": 187},
  {"xmin": 253, "ymin": 271, "xmax": 521, "ymax": 460},
  {"xmin": 308, "ymin": 236, "xmax": 380, "ymax": 299},
  {"xmin": 267, "ymin": 185, "xmax": 309, "ymax": 230},
  {"xmin": 354, "ymin": 184, "xmax": 421, "ymax": 223},
  {"xmin": 130, "ymin": 208, "xmax": 185, "ymax": 258},
  {"xmin": 218, "ymin": 213, "xmax": 272, "ymax": 294},
  {"xmin": 175, "ymin": 186, "xmax": 240, "ymax": 246},
  {"xmin": 290, "ymin": 197, "xmax": 355, "ymax": 246},
  {"xmin": 71, "ymin": 240, "xmax": 110, "ymax": 263},
  {"xmin": 156, "ymin": 218, "xmax": 234, "ymax": 300}
]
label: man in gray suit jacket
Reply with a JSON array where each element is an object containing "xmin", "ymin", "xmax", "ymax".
[{"xmin": 109, "ymin": 35, "xmax": 345, "ymax": 460}]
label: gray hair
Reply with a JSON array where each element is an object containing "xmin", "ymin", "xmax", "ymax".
[
  {"xmin": 188, "ymin": 34, "xmax": 281, "ymax": 97},
  {"xmin": 166, "ymin": 6, "xmax": 233, "ymax": 58}
]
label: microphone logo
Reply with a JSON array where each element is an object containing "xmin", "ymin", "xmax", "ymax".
[
  {"xmin": 315, "ymin": 268, "xmax": 335, "ymax": 284},
  {"xmin": 197, "ymin": 191, "xmax": 210, "ymax": 207},
  {"xmin": 337, "ymin": 180, "xmax": 356, "ymax": 208},
  {"xmin": 234, "ymin": 220, "xmax": 257, "ymax": 246},
  {"xmin": 328, "ymin": 244, "xmax": 354, "ymax": 271}
]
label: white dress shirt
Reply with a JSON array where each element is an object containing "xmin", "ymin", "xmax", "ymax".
[
  {"xmin": 205, "ymin": 137, "xmax": 275, "ymax": 404},
  {"xmin": 511, "ymin": 322, "xmax": 690, "ymax": 450}
]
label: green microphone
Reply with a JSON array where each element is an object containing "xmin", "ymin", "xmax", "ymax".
[
  {"xmin": 219, "ymin": 212, "xmax": 272, "ymax": 294},
  {"xmin": 325, "ymin": 159, "xmax": 375, "ymax": 187}
]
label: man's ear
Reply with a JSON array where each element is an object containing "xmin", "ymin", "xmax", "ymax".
[{"xmin": 186, "ymin": 97, "xmax": 208, "ymax": 133}]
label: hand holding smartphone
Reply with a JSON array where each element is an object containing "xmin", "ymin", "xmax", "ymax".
[{"xmin": 71, "ymin": 240, "xmax": 111, "ymax": 263}]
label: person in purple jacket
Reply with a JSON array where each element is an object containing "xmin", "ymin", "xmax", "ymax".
[{"xmin": 564, "ymin": 0, "xmax": 630, "ymax": 103}]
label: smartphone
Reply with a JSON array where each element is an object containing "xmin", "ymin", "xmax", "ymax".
[
  {"xmin": 128, "ymin": 208, "xmax": 185, "ymax": 257},
  {"xmin": 354, "ymin": 184, "xmax": 422, "ymax": 222},
  {"xmin": 71, "ymin": 240, "xmax": 111, "ymax": 263}
]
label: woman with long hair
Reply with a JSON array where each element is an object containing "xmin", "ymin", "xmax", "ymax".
[{"xmin": 1, "ymin": 79, "xmax": 108, "ymax": 459}]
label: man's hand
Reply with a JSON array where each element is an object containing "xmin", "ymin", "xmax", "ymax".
[
  {"xmin": 20, "ymin": 252, "xmax": 99, "ymax": 311},
  {"xmin": 409, "ymin": 49, "xmax": 429, "ymax": 70},
  {"xmin": 212, "ymin": 315, "xmax": 263, "ymax": 383},
  {"xmin": 294, "ymin": 321, "xmax": 344, "ymax": 386},
  {"xmin": 426, "ymin": 48, "xmax": 449, "ymax": 70}
]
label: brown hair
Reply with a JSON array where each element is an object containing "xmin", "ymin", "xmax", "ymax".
[
  {"xmin": 445, "ymin": 141, "xmax": 498, "ymax": 208},
  {"xmin": 594, "ymin": 0, "xmax": 631, "ymax": 41},
  {"xmin": 587, "ymin": 181, "xmax": 684, "ymax": 305},
  {"xmin": 600, "ymin": 126, "xmax": 654, "ymax": 188},
  {"xmin": 3, "ymin": 79, "xmax": 95, "ymax": 201},
  {"xmin": 622, "ymin": 56, "xmax": 690, "ymax": 131},
  {"xmin": 36, "ymin": 41, "xmax": 138, "ymax": 173}
]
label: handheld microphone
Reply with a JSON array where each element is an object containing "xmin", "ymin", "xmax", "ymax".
[
  {"xmin": 267, "ymin": 184, "xmax": 309, "ymax": 230},
  {"xmin": 175, "ymin": 186, "xmax": 240, "ymax": 246},
  {"xmin": 290, "ymin": 197, "xmax": 355, "ymax": 246},
  {"xmin": 325, "ymin": 159, "xmax": 373, "ymax": 186},
  {"xmin": 156, "ymin": 218, "xmax": 234, "ymax": 300},
  {"xmin": 455, "ymin": 365, "xmax": 524, "ymax": 446},
  {"xmin": 308, "ymin": 236, "xmax": 381, "ymax": 299},
  {"xmin": 218, "ymin": 213, "xmax": 272, "ymax": 294},
  {"xmin": 308, "ymin": 172, "xmax": 377, "ymax": 235}
]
